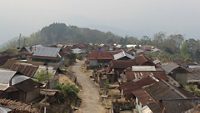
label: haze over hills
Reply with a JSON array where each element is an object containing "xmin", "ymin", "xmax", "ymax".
[
  {"xmin": 3, "ymin": 23, "xmax": 122, "ymax": 48},
  {"xmin": 2, "ymin": 22, "xmax": 200, "ymax": 63},
  {"xmin": 1, "ymin": 0, "xmax": 200, "ymax": 44},
  {"xmin": 37, "ymin": 23, "xmax": 122, "ymax": 44}
]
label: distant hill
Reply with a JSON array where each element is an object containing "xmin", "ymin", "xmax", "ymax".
[
  {"xmin": 22, "ymin": 23, "xmax": 122, "ymax": 46},
  {"xmin": 1, "ymin": 23, "xmax": 123, "ymax": 51}
]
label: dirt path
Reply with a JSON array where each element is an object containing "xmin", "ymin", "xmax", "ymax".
[{"xmin": 71, "ymin": 60, "xmax": 106, "ymax": 113}]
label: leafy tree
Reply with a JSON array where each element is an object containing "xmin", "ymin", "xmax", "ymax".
[
  {"xmin": 140, "ymin": 35, "xmax": 151, "ymax": 45},
  {"xmin": 153, "ymin": 32, "xmax": 165, "ymax": 48},
  {"xmin": 180, "ymin": 41, "xmax": 191, "ymax": 61}
]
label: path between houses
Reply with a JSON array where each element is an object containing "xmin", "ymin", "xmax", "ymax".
[{"xmin": 71, "ymin": 60, "xmax": 106, "ymax": 113}]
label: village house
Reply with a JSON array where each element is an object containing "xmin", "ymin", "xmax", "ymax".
[
  {"xmin": 3, "ymin": 78, "xmax": 42, "ymax": 103},
  {"xmin": 0, "ymin": 69, "xmax": 18, "ymax": 93},
  {"xmin": 113, "ymin": 50, "xmax": 134, "ymax": 60},
  {"xmin": 174, "ymin": 68, "xmax": 200, "ymax": 86},
  {"xmin": 119, "ymin": 76, "xmax": 194, "ymax": 113},
  {"xmin": 108, "ymin": 60, "xmax": 136, "ymax": 83},
  {"xmin": 119, "ymin": 77, "xmax": 157, "ymax": 99},
  {"xmin": 161, "ymin": 62, "xmax": 190, "ymax": 85},
  {"xmin": 143, "ymin": 80, "xmax": 194, "ymax": 113},
  {"xmin": 2, "ymin": 59, "xmax": 38, "ymax": 78},
  {"xmin": 134, "ymin": 54, "xmax": 155, "ymax": 66},
  {"xmin": 32, "ymin": 46, "xmax": 62, "ymax": 63},
  {"xmin": 161, "ymin": 62, "xmax": 188, "ymax": 76},
  {"xmin": 0, "ymin": 68, "xmax": 42, "ymax": 103},
  {"xmin": 114, "ymin": 77, "xmax": 157, "ymax": 113},
  {"xmin": 121, "ymin": 66, "xmax": 167, "ymax": 83},
  {"xmin": 18, "ymin": 46, "xmax": 33, "ymax": 60},
  {"xmin": 92, "ymin": 54, "xmax": 156, "ymax": 88},
  {"xmin": 86, "ymin": 50, "xmax": 120, "ymax": 68},
  {"xmin": 91, "ymin": 52, "xmax": 136, "ymax": 88}
]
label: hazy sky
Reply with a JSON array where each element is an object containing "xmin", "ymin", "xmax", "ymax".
[{"xmin": 0, "ymin": 0, "xmax": 200, "ymax": 44}]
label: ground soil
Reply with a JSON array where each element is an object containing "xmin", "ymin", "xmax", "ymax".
[{"xmin": 71, "ymin": 60, "xmax": 106, "ymax": 113}]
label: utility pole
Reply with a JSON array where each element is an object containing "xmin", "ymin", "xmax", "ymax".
[
  {"xmin": 44, "ymin": 62, "xmax": 49, "ymax": 113},
  {"xmin": 23, "ymin": 38, "xmax": 26, "ymax": 47},
  {"xmin": 18, "ymin": 33, "xmax": 22, "ymax": 49}
]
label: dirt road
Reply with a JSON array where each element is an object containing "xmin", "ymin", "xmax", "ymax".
[{"xmin": 71, "ymin": 60, "xmax": 106, "ymax": 113}]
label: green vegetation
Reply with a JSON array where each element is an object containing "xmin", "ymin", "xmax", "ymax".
[
  {"xmin": 180, "ymin": 41, "xmax": 191, "ymax": 61},
  {"xmin": 2, "ymin": 23, "xmax": 121, "ymax": 50},
  {"xmin": 184, "ymin": 84, "xmax": 200, "ymax": 96},
  {"xmin": 56, "ymin": 83, "xmax": 79, "ymax": 105},
  {"xmin": 35, "ymin": 70, "xmax": 53, "ymax": 82}
]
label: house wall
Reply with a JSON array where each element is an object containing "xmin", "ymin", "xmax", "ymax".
[
  {"xmin": 89, "ymin": 60, "xmax": 98, "ymax": 67},
  {"xmin": 98, "ymin": 59, "xmax": 111, "ymax": 66},
  {"xmin": 3, "ymin": 91, "xmax": 20, "ymax": 101},
  {"xmin": 26, "ymin": 88, "xmax": 40, "ymax": 103},
  {"xmin": 19, "ymin": 92, "xmax": 26, "ymax": 102},
  {"xmin": 32, "ymin": 57, "xmax": 60, "ymax": 63},
  {"xmin": 175, "ymin": 73, "xmax": 187, "ymax": 85},
  {"xmin": 88, "ymin": 59, "xmax": 111, "ymax": 68}
]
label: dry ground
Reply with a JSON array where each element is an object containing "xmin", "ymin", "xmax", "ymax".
[{"xmin": 71, "ymin": 60, "xmax": 106, "ymax": 113}]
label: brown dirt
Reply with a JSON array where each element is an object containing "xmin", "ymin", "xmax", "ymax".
[{"xmin": 71, "ymin": 60, "xmax": 106, "ymax": 113}]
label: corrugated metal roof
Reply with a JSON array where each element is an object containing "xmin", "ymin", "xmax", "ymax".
[
  {"xmin": 132, "ymin": 89, "xmax": 155, "ymax": 105},
  {"xmin": 14, "ymin": 79, "xmax": 42, "ymax": 92},
  {"xmin": 0, "ymin": 83, "xmax": 9, "ymax": 91},
  {"xmin": 0, "ymin": 69, "xmax": 16, "ymax": 90},
  {"xmin": 113, "ymin": 51, "xmax": 134, "ymax": 60},
  {"xmin": 87, "ymin": 51, "xmax": 120, "ymax": 60},
  {"xmin": 132, "ymin": 66, "xmax": 156, "ymax": 71},
  {"xmin": 0, "ymin": 69, "xmax": 16, "ymax": 84},
  {"xmin": 33, "ymin": 46, "xmax": 61, "ymax": 58},
  {"xmin": 11, "ymin": 75, "xmax": 30, "ymax": 85},
  {"xmin": 144, "ymin": 81, "xmax": 193, "ymax": 113},
  {"xmin": 2, "ymin": 60, "xmax": 39, "ymax": 77},
  {"xmin": 110, "ymin": 60, "xmax": 136, "ymax": 69},
  {"xmin": 120, "ymin": 77, "xmax": 157, "ymax": 95},
  {"xmin": 135, "ymin": 54, "xmax": 154, "ymax": 65},
  {"xmin": 161, "ymin": 62, "xmax": 180, "ymax": 74},
  {"xmin": 125, "ymin": 71, "xmax": 167, "ymax": 82}
]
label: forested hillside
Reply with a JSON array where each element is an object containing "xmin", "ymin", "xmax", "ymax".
[{"xmin": 3, "ymin": 23, "xmax": 121, "ymax": 48}]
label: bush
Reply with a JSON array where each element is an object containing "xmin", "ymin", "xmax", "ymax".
[
  {"xmin": 35, "ymin": 70, "xmax": 53, "ymax": 82},
  {"xmin": 56, "ymin": 83, "xmax": 79, "ymax": 105}
]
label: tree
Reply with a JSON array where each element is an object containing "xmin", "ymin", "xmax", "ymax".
[
  {"xmin": 187, "ymin": 39, "xmax": 200, "ymax": 61},
  {"xmin": 153, "ymin": 32, "xmax": 165, "ymax": 48},
  {"xmin": 140, "ymin": 35, "xmax": 151, "ymax": 45},
  {"xmin": 162, "ymin": 34, "xmax": 184, "ymax": 54},
  {"xmin": 168, "ymin": 34, "xmax": 184, "ymax": 49},
  {"xmin": 180, "ymin": 41, "xmax": 191, "ymax": 61}
]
